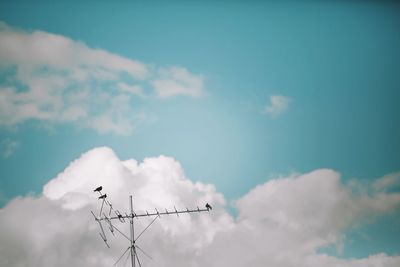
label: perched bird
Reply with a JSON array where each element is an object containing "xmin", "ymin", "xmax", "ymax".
[
  {"xmin": 206, "ymin": 203, "xmax": 212, "ymax": 210},
  {"xmin": 98, "ymin": 194, "xmax": 107, "ymax": 199},
  {"xmin": 94, "ymin": 186, "xmax": 103, "ymax": 192}
]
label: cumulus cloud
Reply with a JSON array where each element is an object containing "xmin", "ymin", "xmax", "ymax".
[
  {"xmin": 264, "ymin": 95, "xmax": 291, "ymax": 117},
  {"xmin": 0, "ymin": 23, "xmax": 205, "ymax": 135},
  {"xmin": 1, "ymin": 147, "xmax": 400, "ymax": 267}
]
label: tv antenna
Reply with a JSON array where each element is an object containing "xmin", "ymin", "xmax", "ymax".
[{"xmin": 91, "ymin": 186, "xmax": 212, "ymax": 267}]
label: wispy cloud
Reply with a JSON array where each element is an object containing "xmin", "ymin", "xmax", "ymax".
[
  {"xmin": 1, "ymin": 139, "xmax": 19, "ymax": 158},
  {"xmin": 263, "ymin": 95, "xmax": 291, "ymax": 117},
  {"xmin": 151, "ymin": 67, "xmax": 204, "ymax": 98},
  {"xmin": 0, "ymin": 23, "xmax": 205, "ymax": 135}
]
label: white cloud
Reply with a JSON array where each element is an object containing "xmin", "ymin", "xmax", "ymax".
[
  {"xmin": 0, "ymin": 23, "xmax": 205, "ymax": 135},
  {"xmin": 1, "ymin": 147, "xmax": 400, "ymax": 266},
  {"xmin": 264, "ymin": 95, "xmax": 291, "ymax": 117},
  {"xmin": 372, "ymin": 172, "xmax": 400, "ymax": 192},
  {"xmin": 1, "ymin": 138, "xmax": 19, "ymax": 158},
  {"xmin": 151, "ymin": 67, "xmax": 204, "ymax": 98},
  {"xmin": 118, "ymin": 83, "xmax": 144, "ymax": 96}
]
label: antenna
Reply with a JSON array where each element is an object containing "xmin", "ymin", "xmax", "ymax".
[{"xmin": 90, "ymin": 186, "xmax": 212, "ymax": 267}]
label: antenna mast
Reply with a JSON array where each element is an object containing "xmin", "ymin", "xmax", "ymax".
[
  {"xmin": 91, "ymin": 186, "xmax": 212, "ymax": 267},
  {"xmin": 130, "ymin": 195, "xmax": 135, "ymax": 267}
]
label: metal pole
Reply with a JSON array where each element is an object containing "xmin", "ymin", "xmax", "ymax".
[{"xmin": 130, "ymin": 195, "xmax": 135, "ymax": 267}]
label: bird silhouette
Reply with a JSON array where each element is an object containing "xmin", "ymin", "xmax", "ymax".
[
  {"xmin": 206, "ymin": 203, "xmax": 212, "ymax": 210},
  {"xmin": 98, "ymin": 194, "xmax": 107, "ymax": 199},
  {"xmin": 94, "ymin": 186, "xmax": 102, "ymax": 192}
]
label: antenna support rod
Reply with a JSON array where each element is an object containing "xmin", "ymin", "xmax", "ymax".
[{"xmin": 130, "ymin": 195, "xmax": 135, "ymax": 267}]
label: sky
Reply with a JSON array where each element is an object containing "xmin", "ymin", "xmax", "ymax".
[{"xmin": 0, "ymin": 1, "xmax": 400, "ymax": 266}]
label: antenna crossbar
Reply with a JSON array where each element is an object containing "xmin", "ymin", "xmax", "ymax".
[{"xmin": 94, "ymin": 207, "xmax": 210, "ymax": 221}]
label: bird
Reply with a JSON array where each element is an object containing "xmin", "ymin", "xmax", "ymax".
[
  {"xmin": 206, "ymin": 203, "xmax": 212, "ymax": 210},
  {"xmin": 98, "ymin": 194, "xmax": 107, "ymax": 199},
  {"xmin": 94, "ymin": 186, "xmax": 102, "ymax": 192}
]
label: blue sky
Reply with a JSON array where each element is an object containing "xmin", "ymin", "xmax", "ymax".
[{"xmin": 0, "ymin": 0, "xmax": 400, "ymax": 263}]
